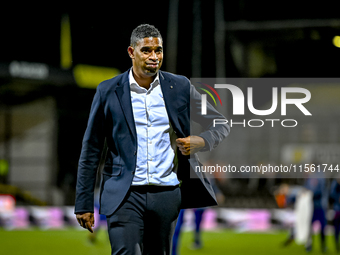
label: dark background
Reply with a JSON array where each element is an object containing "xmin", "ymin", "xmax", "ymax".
[{"xmin": 3, "ymin": 1, "xmax": 340, "ymax": 77}]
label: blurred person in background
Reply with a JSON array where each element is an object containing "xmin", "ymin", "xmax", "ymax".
[
  {"xmin": 172, "ymin": 177, "xmax": 224, "ymax": 255},
  {"xmin": 74, "ymin": 24, "xmax": 229, "ymax": 255},
  {"xmin": 274, "ymin": 182, "xmax": 308, "ymax": 247},
  {"xmin": 330, "ymin": 178, "xmax": 340, "ymax": 252},
  {"xmin": 304, "ymin": 171, "xmax": 329, "ymax": 253},
  {"xmin": 274, "ymin": 183, "xmax": 295, "ymax": 246},
  {"xmin": 172, "ymin": 208, "xmax": 205, "ymax": 255}
]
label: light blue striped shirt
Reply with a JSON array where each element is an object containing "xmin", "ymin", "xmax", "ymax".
[{"xmin": 129, "ymin": 69, "xmax": 179, "ymax": 186}]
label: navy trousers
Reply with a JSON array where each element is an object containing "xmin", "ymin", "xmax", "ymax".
[{"xmin": 106, "ymin": 185, "xmax": 181, "ymax": 255}]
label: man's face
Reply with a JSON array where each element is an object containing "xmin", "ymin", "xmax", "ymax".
[{"xmin": 128, "ymin": 37, "xmax": 163, "ymax": 77}]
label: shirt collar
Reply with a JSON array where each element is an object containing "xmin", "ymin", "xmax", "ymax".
[{"xmin": 129, "ymin": 68, "xmax": 160, "ymax": 92}]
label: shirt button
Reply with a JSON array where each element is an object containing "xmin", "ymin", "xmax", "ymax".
[{"xmin": 149, "ymin": 158, "xmax": 153, "ymax": 161}]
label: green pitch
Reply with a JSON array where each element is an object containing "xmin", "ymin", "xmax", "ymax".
[{"xmin": 0, "ymin": 229, "xmax": 335, "ymax": 255}]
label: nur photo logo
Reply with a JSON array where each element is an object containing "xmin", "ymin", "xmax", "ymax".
[
  {"xmin": 197, "ymin": 82, "xmax": 223, "ymax": 114},
  {"xmin": 195, "ymin": 79, "xmax": 312, "ymax": 128}
]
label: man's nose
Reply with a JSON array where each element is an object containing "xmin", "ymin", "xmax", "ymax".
[{"xmin": 149, "ymin": 51, "xmax": 158, "ymax": 61}]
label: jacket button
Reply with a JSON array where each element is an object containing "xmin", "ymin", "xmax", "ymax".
[{"xmin": 134, "ymin": 151, "xmax": 137, "ymax": 155}]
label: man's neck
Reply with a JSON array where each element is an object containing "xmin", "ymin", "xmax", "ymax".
[{"xmin": 132, "ymin": 69, "xmax": 156, "ymax": 90}]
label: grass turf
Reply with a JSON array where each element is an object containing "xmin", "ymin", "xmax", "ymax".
[{"xmin": 0, "ymin": 228, "xmax": 335, "ymax": 255}]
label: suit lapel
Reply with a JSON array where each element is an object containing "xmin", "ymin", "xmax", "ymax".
[
  {"xmin": 115, "ymin": 70, "xmax": 137, "ymax": 142},
  {"xmin": 159, "ymin": 71, "xmax": 182, "ymax": 137}
]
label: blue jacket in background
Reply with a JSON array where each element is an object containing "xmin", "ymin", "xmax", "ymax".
[{"xmin": 331, "ymin": 179, "xmax": 340, "ymax": 211}]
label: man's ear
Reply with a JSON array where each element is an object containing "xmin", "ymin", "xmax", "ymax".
[{"xmin": 127, "ymin": 46, "xmax": 135, "ymax": 59}]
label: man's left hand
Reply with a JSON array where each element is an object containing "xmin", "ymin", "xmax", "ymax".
[{"xmin": 176, "ymin": 136, "xmax": 205, "ymax": 155}]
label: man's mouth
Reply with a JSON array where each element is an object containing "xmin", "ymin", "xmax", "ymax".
[{"xmin": 146, "ymin": 63, "xmax": 159, "ymax": 68}]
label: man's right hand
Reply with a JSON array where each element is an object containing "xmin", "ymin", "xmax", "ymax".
[{"xmin": 76, "ymin": 212, "xmax": 94, "ymax": 233}]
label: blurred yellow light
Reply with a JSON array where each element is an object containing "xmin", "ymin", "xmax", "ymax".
[
  {"xmin": 333, "ymin": 36, "xmax": 340, "ymax": 48},
  {"xmin": 73, "ymin": 64, "xmax": 120, "ymax": 89}
]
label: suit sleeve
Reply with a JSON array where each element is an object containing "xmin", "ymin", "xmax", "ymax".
[
  {"xmin": 75, "ymin": 87, "xmax": 105, "ymax": 214},
  {"xmin": 190, "ymin": 83, "xmax": 230, "ymax": 152}
]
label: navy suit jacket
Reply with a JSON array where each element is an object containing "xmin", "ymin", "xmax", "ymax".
[{"xmin": 75, "ymin": 69, "xmax": 229, "ymax": 216}]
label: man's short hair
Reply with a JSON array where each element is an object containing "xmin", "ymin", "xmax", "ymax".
[{"xmin": 130, "ymin": 24, "xmax": 162, "ymax": 47}]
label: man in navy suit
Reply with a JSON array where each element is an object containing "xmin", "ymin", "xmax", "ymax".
[{"xmin": 75, "ymin": 24, "xmax": 229, "ymax": 255}]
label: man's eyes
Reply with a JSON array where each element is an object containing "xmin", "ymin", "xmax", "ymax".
[{"xmin": 141, "ymin": 49, "xmax": 163, "ymax": 53}]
